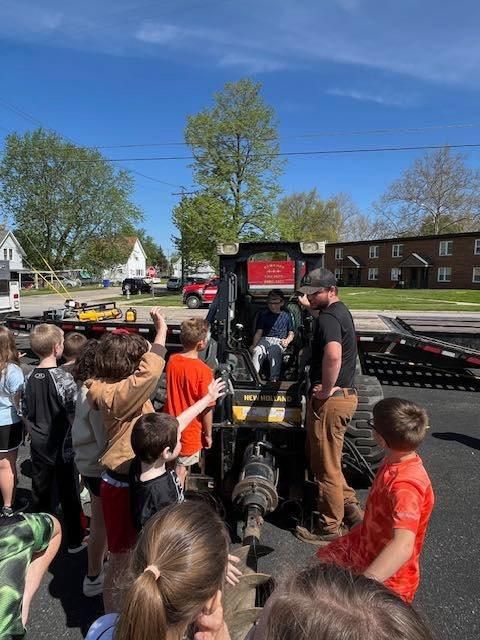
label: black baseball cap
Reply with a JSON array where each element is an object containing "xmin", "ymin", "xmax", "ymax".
[{"xmin": 298, "ymin": 268, "xmax": 337, "ymax": 294}]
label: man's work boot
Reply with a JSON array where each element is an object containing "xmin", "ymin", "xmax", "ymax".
[
  {"xmin": 343, "ymin": 503, "xmax": 364, "ymax": 529},
  {"xmin": 294, "ymin": 524, "xmax": 348, "ymax": 547}
]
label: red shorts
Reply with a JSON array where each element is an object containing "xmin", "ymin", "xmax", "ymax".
[{"xmin": 100, "ymin": 480, "xmax": 137, "ymax": 554}]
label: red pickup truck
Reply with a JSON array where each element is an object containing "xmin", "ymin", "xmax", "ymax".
[{"xmin": 182, "ymin": 277, "xmax": 219, "ymax": 309}]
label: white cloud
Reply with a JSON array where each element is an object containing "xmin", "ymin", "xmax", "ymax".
[
  {"xmin": 135, "ymin": 23, "xmax": 182, "ymax": 45},
  {"xmin": 326, "ymin": 88, "xmax": 415, "ymax": 108},
  {"xmin": 218, "ymin": 52, "xmax": 287, "ymax": 73},
  {"xmin": 1, "ymin": 0, "xmax": 480, "ymax": 87}
]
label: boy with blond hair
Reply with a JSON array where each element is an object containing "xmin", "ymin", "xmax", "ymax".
[
  {"xmin": 316, "ymin": 397, "xmax": 434, "ymax": 603},
  {"xmin": 23, "ymin": 324, "xmax": 84, "ymax": 553},
  {"xmin": 164, "ymin": 318, "xmax": 214, "ymax": 487}
]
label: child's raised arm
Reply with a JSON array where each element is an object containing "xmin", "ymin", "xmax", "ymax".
[
  {"xmin": 150, "ymin": 307, "xmax": 168, "ymax": 347},
  {"xmin": 176, "ymin": 378, "xmax": 225, "ymax": 434}
]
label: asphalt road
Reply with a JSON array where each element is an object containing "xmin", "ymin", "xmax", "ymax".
[{"xmin": 14, "ymin": 373, "xmax": 480, "ymax": 640}]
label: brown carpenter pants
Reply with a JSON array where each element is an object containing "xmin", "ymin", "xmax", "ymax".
[{"xmin": 306, "ymin": 390, "xmax": 359, "ymax": 534}]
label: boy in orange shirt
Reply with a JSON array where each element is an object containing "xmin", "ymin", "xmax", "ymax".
[
  {"xmin": 316, "ymin": 397, "xmax": 434, "ymax": 603},
  {"xmin": 164, "ymin": 318, "xmax": 214, "ymax": 487}
]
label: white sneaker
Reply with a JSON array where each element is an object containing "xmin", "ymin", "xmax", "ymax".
[
  {"xmin": 67, "ymin": 541, "xmax": 88, "ymax": 555},
  {"xmin": 83, "ymin": 567, "xmax": 105, "ymax": 597}
]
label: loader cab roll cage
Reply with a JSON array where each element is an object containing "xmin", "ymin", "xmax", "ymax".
[{"xmin": 212, "ymin": 241, "xmax": 325, "ymax": 375}]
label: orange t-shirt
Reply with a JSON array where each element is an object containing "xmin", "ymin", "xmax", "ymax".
[
  {"xmin": 317, "ymin": 453, "xmax": 434, "ymax": 603},
  {"xmin": 164, "ymin": 354, "xmax": 214, "ymax": 456}
]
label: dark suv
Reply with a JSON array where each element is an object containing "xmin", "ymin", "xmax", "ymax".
[
  {"xmin": 166, "ymin": 277, "xmax": 183, "ymax": 291},
  {"xmin": 121, "ymin": 278, "xmax": 151, "ymax": 295}
]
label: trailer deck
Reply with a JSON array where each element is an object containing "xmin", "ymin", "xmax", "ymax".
[{"xmin": 5, "ymin": 309, "xmax": 480, "ymax": 372}]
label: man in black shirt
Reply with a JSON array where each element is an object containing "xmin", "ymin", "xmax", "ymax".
[{"xmin": 295, "ymin": 268, "xmax": 363, "ymax": 544}]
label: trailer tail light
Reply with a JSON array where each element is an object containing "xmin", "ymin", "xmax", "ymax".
[{"xmin": 13, "ymin": 293, "xmax": 19, "ymax": 309}]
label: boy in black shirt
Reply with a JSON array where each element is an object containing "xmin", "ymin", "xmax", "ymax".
[
  {"xmin": 129, "ymin": 377, "xmax": 225, "ymax": 531},
  {"xmin": 23, "ymin": 324, "xmax": 84, "ymax": 552}
]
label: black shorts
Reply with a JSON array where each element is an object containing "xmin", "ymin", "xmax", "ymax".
[
  {"xmin": 82, "ymin": 475, "xmax": 102, "ymax": 497},
  {"xmin": 0, "ymin": 422, "xmax": 23, "ymax": 452}
]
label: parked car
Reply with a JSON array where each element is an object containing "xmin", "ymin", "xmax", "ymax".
[
  {"xmin": 182, "ymin": 278, "xmax": 219, "ymax": 309},
  {"xmin": 166, "ymin": 277, "xmax": 183, "ymax": 291},
  {"xmin": 121, "ymin": 278, "xmax": 152, "ymax": 295},
  {"xmin": 58, "ymin": 276, "xmax": 81, "ymax": 287},
  {"xmin": 183, "ymin": 276, "xmax": 207, "ymax": 286}
]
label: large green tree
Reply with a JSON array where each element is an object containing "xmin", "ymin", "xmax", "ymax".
[
  {"xmin": 0, "ymin": 128, "xmax": 143, "ymax": 270},
  {"xmin": 276, "ymin": 189, "xmax": 372, "ymax": 242},
  {"xmin": 172, "ymin": 192, "xmax": 234, "ymax": 272},
  {"xmin": 135, "ymin": 229, "xmax": 168, "ymax": 273},
  {"xmin": 184, "ymin": 78, "xmax": 284, "ymax": 240},
  {"xmin": 373, "ymin": 146, "xmax": 480, "ymax": 236}
]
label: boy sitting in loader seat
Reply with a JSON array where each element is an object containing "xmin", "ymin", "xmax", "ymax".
[{"xmin": 250, "ymin": 289, "xmax": 295, "ymax": 382}]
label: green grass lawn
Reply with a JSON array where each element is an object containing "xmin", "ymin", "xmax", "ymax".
[
  {"xmin": 22, "ymin": 285, "xmax": 480, "ymax": 311},
  {"xmin": 116, "ymin": 291, "xmax": 183, "ymax": 307},
  {"xmin": 121, "ymin": 288, "xmax": 480, "ymax": 311},
  {"xmin": 339, "ymin": 287, "xmax": 480, "ymax": 311},
  {"xmin": 21, "ymin": 285, "xmax": 107, "ymax": 297}
]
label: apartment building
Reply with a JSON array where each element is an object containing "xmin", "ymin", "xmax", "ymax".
[{"xmin": 325, "ymin": 231, "xmax": 480, "ymax": 289}]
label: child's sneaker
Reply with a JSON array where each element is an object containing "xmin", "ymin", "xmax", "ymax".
[
  {"xmin": 83, "ymin": 567, "xmax": 105, "ymax": 597},
  {"xmin": 67, "ymin": 541, "xmax": 88, "ymax": 555},
  {"xmin": 1, "ymin": 506, "xmax": 14, "ymax": 517}
]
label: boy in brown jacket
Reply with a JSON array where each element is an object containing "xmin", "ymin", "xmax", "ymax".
[{"xmin": 86, "ymin": 308, "xmax": 167, "ymax": 611}]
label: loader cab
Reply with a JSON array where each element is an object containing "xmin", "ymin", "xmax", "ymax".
[{"xmin": 211, "ymin": 241, "xmax": 326, "ymax": 426}]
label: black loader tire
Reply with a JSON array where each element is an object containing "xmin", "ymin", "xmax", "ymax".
[{"xmin": 343, "ymin": 373, "xmax": 384, "ymax": 486}]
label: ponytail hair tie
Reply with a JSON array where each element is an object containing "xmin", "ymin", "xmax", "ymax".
[{"xmin": 143, "ymin": 565, "xmax": 161, "ymax": 580}]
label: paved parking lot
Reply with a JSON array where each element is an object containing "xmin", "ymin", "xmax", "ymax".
[
  {"xmin": 10, "ymin": 297, "xmax": 480, "ymax": 639},
  {"xmin": 14, "ymin": 374, "xmax": 479, "ymax": 640}
]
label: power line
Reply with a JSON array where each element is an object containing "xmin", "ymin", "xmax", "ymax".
[
  {"xmin": 0, "ymin": 97, "xmax": 185, "ymax": 189},
  {"xmin": 12, "ymin": 142, "xmax": 480, "ymax": 164},
  {"xmin": 81, "ymin": 122, "xmax": 480, "ymax": 149}
]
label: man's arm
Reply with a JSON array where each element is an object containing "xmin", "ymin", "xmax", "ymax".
[
  {"xmin": 314, "ymin": 341, "xmax": 342, "ymax": 399},
  {"xmin": 363, "ymin": 528, "xmax": 416, "ymax": 583}
]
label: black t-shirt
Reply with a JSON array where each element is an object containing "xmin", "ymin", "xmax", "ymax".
[
  {"xmin": 23, "ymin": 367, "xmax": 77, "ymax": 464},
  {"xmin": 309, "ymin": 301, "xmax": 357, "ymax": 389},
  {"xmin": 129, "ymin": 458, "xmax": 184, "ymax": 531}
]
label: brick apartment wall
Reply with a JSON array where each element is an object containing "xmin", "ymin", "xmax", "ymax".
[{"xmin": 325, "ymin": 233, "xmax": 480, "ymax": 289}]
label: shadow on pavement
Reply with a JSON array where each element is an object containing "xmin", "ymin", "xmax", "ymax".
[
  {"xmin": 431, "ymin": 431, "xmax": 480, "ymax": 451},
  {"xmin": 47, "ymin": 550, "xmax": 104, "ymax": 638}
]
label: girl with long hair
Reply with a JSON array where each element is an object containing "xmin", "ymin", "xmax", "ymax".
[
  {"xmin": 86, "ymin": 501, "xmax": 231, "ymax": 640},
  {"xmin": 0, "ymin": 327, "xmax": 24, "ymax": 516}
]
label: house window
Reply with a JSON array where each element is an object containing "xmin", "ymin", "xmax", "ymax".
[
  {"xmin": 335, "ymin": 248, "xmax": 344, "ymax": 260},
  {"xmin": 474, "ymin": 239, "xmax": 480, "ymax": 255},
  {"xmin": 391, "ymin": 267, "xmax": 401, "ymax": 281},
  {"xmin": 334, "ymin": 268, "xmax": 343, "ymax": 281},
  {"xmin": 368, "ymin": 268, "xmax": 379, "ymax": 281},
  {"xmin": 473, "ymin": 267, "xmax": 480, "ymax": 283},
  {"xmin": 369, "ymin": 245, "xmax": 379, "ymax": 259},
  {"xmin": 136, "ymin": 269, "xmax": 143, "ymax": 276},
  {"xmin": 392, "ymin": 244, "xmax": 403, "ymax": 258},
  {"xmin": 437, "ymin": 267, "xmax": 452, "ymax": 282},
  {"xmin": 3, "ymin": 249, "xmax": 7, "ymax": 260},
  {"xmin": 439, "ymin": 240, "xmax": 453, "ymax": 256}
]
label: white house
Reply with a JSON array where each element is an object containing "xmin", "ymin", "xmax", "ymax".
[
  {"xmin": 171, "ymin": 258, "xmax": 216, "ymax": 279},
  {"xmin": 103, "ymin": 237, "xmax": 147, "ymax": 282},
  {"xmin": 0, "ymin": 230, "xmax": 26, "ymax": 271}
]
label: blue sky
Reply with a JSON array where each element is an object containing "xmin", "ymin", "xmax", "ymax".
[{"xmin": 1, "ymin": 0, "xmax": 480, "ymax": 254}]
